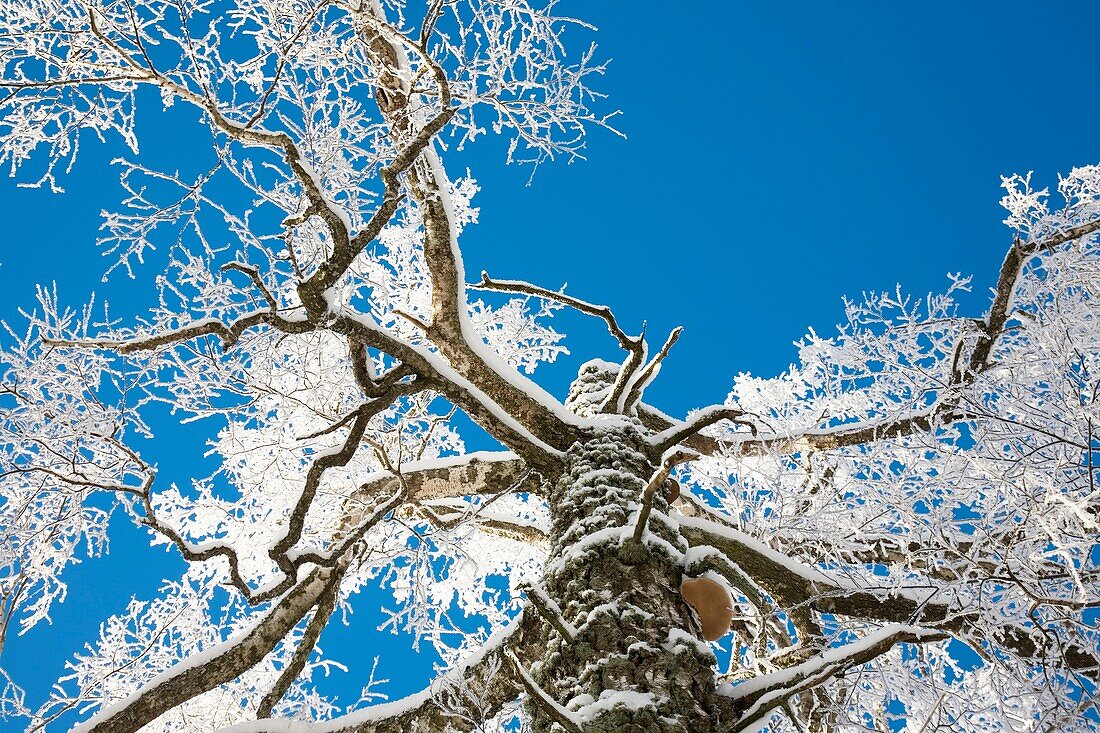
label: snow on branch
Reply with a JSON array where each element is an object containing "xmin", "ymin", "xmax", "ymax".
[
  {"xmin": 5, "ymin": 0, "xmax": 1100, "ymax": 727},
  {"xmin": 721, "ymin": 624, "xmax": 949, "ymax": 731},
  {"xmin": 213, "ymin": 611, "xmax": 543, "ymax": 733},
  {"xmin": 71, "ymin": 565, "xmax": 346, "ymax": 733},
  {"xmin": 474, "ymin": 271, "xmax": 642, "ymax": 354}
]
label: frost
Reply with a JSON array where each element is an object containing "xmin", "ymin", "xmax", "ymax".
[{"xmin": 0, "ymin": 0, "xmax": 1099, "ymax": 729}]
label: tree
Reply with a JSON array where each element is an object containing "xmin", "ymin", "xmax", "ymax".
[{"xmin": 1, "ymin": 0, "xmax": 1099, "ymax": 731}]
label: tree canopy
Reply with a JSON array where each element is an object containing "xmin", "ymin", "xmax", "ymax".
[{"xmin": 1, "ymin": 1, "xmax": 1099, "ymax": 731}]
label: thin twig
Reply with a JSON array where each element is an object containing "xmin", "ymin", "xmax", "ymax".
[{"xmin": 221, "ymin": 261, "xmax": 278, "ymax": 310}]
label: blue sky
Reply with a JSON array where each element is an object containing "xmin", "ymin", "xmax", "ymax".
[{"xmin": 3, "ymin": 0, "xmax": 1100, "ymax": 725}]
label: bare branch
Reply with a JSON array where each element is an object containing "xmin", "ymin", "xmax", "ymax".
[
  {"xmin": 622, "ymin": 325, "xmax": 682, "ymax": 411},
  {"xmin": 256, "ymin": 568, "xmax": 342, "ymax": 718},
  {"xmin": 221, "ymin": 262, "xmax": 279, "ymax": 311},
  {"xmin": 632, "ymin": 449, "xmax": 697, "ymax": 542},
  {"xmin": 473, "ymin": 271, "xmax": 642, "ymax": 354},
  {"xmin": 217, "ymin": 611, "xmax": 545, "ymax": 733},
  {"xmin": 43, "ymin": 311, "xmax": 307, "ymax": 354},
  {"xmin": 970, "ymin": 217, "xmax": 1100, "ymax": 375},
  {"xmin": 651, "ymin": 406, "xmax": 754, "ymax": 452},
  {"xmin": 518, "ymin": 583, "xmax": 576, "ymax": 642},
  {"xmin": 505, "ymin": 650, "xmax": 582, "ymax": 733}
]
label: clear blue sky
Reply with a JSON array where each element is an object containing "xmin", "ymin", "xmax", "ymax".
[{"xmin": 3, "ymin": 0, "xmax": 1099, "ymax": 724}]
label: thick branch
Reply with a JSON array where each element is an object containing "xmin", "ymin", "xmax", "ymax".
[
  {"xmin": 72, "ymin": 565, "xmax": 345, "ymax": 733},
  {"xmin": 679, "ymin": 514, "xmax": 960, "ymax": 623},
  {"xmin": 256, "ymin": 570, "xmax": 343, "ymax": 718},
  {"xmin": 680, "ymin": 513, "xmax": 1100, "ymax": 679},
  {"xmin": 215, "ymin": 611, "xmax": 544, "ymax": 733},
  {"xmin": 645, "ymin": 218, "xmax": 1100, "ymax": 458},
  {"xmin": 356, "ymin": 451, "xmax": 536, "ymax": 504},
  {"xmin": 341, "ymin": 7, "xmax": 584, "ymax": 457}
]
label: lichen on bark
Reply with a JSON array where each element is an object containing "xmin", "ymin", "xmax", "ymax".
[{"xmin": 528, "ymin": 367, "xmax": 725, "ymax": 733}]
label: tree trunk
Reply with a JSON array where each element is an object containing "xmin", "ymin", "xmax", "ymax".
[{"xmin": 530, "ymin": 365, "xmax": 725, "ymax": 732}]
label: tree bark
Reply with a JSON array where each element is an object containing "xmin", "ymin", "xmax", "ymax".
[{"xmin": 533, "ymin": 368, "xmax": 725, "ymax": 732}]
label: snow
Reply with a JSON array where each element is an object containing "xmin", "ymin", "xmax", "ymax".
[
  {"xmin": 414, "ymin": 449, "xmax": 517, "ymax": 468},
  {"xmin": 8, "ymin": 0, "xmax": 1100, "ymax": 727},
  {"xmin": 718, "ymin": 624, "xmax": 947, "ymax": 726},
  {"xmin": 665, "ymin": 627, "xmax": 712, "ymax": 657},
  {"xmin": 544, "ymin": 522, "xmax": 682, "ymax": 577},
  {"xmin": 215, "ymin": 612, "xmax": 526, "ymax": 733},
  {"xmin": 676, "ymin": 515, "xmax": 834, "ymax": 587},
  {"xmin": 574, "ymin": 689, "xmax": 657, "ymax": 722},
  {"xmin": 69, "ymin": 572, "xmax": 330, "ymax": 733},
  {"xmin": 525, "ymin": 583, "xmax": 578, "ymax": 637}
]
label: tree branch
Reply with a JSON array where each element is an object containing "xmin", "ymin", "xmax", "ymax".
[
  {"xmin": 644, "ymin": 217, "xmax": 1100, "ymax": 459},
  {"xmin": 518, "ymin": 583, "xmax": 576, "ymax": 642},
  {"xmin": 473, "ymin": 271, "xmax": 642, "ymax": 354},
  {"xmin": 357, "ymin": 451, "xmax": 537, "ymax": 504},
  {"xmin": 722, "ymin": 625, "xmax": 949, "ymax": 732},
  {"xmin": 255, "ymin": 569, "xmax": 342, "ymax": 719},
  {"xmin": 43, "ymin": 311, "xmax": 309, "ymax": 354},
  {"xmin": 417, "ymin": 502, "xmax": 549, "ymax": 546},
  {"xmin": 632, "ymin": 449, "xmax": 697, "ymax": 542},
  {"xmin": 505, "ymin": 650, "xmax": 583, "ymax": 733},
  {"xmin": 72, "ymin": 564, "xmax": 347, "ymax": 733},
  {"xmin": 970, "ymin": 217, "xmax": 1100, "ymax": 376},
  {"xmin": 473, "ymin": 271, "xmax": 653, "ymax": 416},
  {"xmin": 214, "ymin": 611, "xmax": 545, "ymax": 733},
  {"xmin": 680, "ymin": 513, "xmax": 1100, "ymax": 680},
  {"xmin": 622, "ymin": 326, "xmax": 682, "ymax": 411},
  {"xmin": 651, "ymin": 406, "xmax": 753, "ymax": 452}
]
